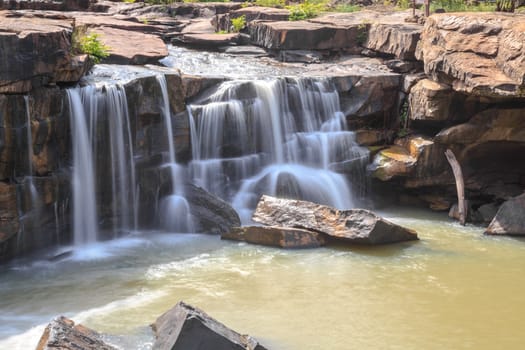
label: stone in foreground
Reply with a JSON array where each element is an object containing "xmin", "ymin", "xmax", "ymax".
[
  {"xmin": 222, "ymin": 226, "xmax": 325, "ymax": 248},
  {"xmin": 485, "ymin": 193, "xmax": 525, "ymax": 236},
  {"xmin": 36, "ymin": 316, "xmax": 116, "ymax": 350},
  {"xmin": 253, "ymin": 195, "xmax": 418, "ymax": 244},
  {"xmin": 153, "ymin": 301, "xmax": 267, "ymax": 350}
]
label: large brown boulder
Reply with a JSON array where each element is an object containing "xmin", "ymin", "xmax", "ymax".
[
  {"xmin": 153, "ymin": 301, "xmax": 267, "ymax": 350},
  {"xmin": 252, "ymin": 195, "xmax": 418, "ymax": 244},
  {"xmin": 485, "ymin": 193, "xmax": 525, "ymax": 236},
  {"xmin": 416, "ymin": 13, "xmax": 525, "ymax": 97},
  {"xmin": 0, "ymin": 11, "xmax": 90, "ymax": 93},
  {"xmin": 222, "ymin": 226, "xmax": 326, "ymax": 248},
  {"xmin": 36, "ymin": 316, "xmax": 116, "ymax": 350}
]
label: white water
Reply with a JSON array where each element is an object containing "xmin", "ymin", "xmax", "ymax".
[
  {"xmin": 66, "ymin": 89, "xmax": 99, "ymax": 245},
  {"xmin": 156, "ymin": 75, "xmax": 193, "ymax": 233},
  {"xmin": 188, "ymin": 77, "xmax": 369, "ymax": 222}
]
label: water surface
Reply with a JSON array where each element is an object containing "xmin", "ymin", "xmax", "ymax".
[{"xmin": 1, "ymin": 208, "xmax": 524, "ymax": 350}]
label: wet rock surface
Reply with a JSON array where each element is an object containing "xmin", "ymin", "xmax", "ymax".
[
  {"xmin": 153, "ymin": 301, "xmax": 268, "ymax": 350},
  {"xmin": 36, "ymin": 316, "xmax": 116, "ymax": 350},
  {"xmin": 222, "ymin": 226, "xmax": 326, "ymax": 248},
  {"xmin": 485, "ymin": 193, "xmax": 525, "ymax": 236},
  {"xmin": 253, "ymin": 195, "xmax": 418, "ymax": 244}
]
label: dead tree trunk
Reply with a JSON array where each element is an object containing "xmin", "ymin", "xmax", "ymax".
[{"xmin": 445, "ymin": 149, "xmax": 467, "ymax": 225}]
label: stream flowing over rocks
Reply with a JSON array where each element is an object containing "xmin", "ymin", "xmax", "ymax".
[{"xmin": 0, "ymin": 0, "xmax": 524, "ymax": 284}]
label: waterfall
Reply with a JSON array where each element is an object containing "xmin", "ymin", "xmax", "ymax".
[
  {"xmin": 23, "ymin": 96, "xmax": 39, "ymax": 208},
  {"xmin": 156, "ymin": 75, "xmax": 193, "ymax": 233},
  {"xmin": 67, "ymin": 83, "xmax": 138, "ymax": 245},
  {"xmin": 188, "ymin": 77, "xmax": 369, "ymax": 223},
  {"xmin": 67, "ymin": 89, "xmax": 99, "ymax": 245}
]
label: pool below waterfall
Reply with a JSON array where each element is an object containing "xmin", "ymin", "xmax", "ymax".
[{"xmin": 1, "ymin": 207, "xmax": 524, "ymax": 350}]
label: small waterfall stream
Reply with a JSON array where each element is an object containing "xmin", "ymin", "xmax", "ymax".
[
  {"xmin": 67, "ymin": 89, "xmax": 99, "ymax": 245},
  {"xmin": 188, "ymin": 77, "xmax": 369, "ymax": 222},
  {"xmin": 157, "ymin": 75, "xmax": 193, "ymax": 233},
  {"xmin": 67, "ymin": 83, "xmax": 139, "ymax": 245}
]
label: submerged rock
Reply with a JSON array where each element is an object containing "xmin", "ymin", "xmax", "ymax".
[
  {"xmin": 36, "ymin": 316, "xmax": 116, "ymax": 350},
  {"xmin": 485, "ymin": 193, "xmax": 525, "ymax": 236},
  {"xmin": 222, "ymin": 226, "xmax": 326, "ymax": 248},
  {"xmin": 252, "ymin": 195, "xmax": 418, "ymax": 244},
  {"xmin": 153, "ymin": 301, "xmax": 267, "ymax": 350}
]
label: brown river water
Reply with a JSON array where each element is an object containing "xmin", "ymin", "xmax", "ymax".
[{"xmin": 1, "ymin": 207, "xmax": 524, "ymax": 350}]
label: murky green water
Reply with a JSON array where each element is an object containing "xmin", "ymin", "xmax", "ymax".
[{"xmin": 1, "ymin": 208, "xmax": 524, "ymax": 349}]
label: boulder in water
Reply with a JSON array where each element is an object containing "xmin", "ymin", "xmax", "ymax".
[
  {"xmin": 222, "ymin": 226, "xmax": 325, "ymax": 248},
  {"xmin": 152, "ymin": 301, "xmax": 267, "ymax": 350},
  {"xmin": 253, "ymin": 195, "xmax": 418, "ymax": 244},
  {"xmin": 185, "ymin": 184, "xmax": 241, "ymax": 234},
  {"xmin": 485, "ymin": 193, "xmax": 525, "ymax": 236},
  {"xmin": 36, "ymin": 316, "xmax": 116, "ymax": 350}
]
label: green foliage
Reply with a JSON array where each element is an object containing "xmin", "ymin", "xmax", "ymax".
[
  {"xmin": 77, "ymin": 33, "xmax": 110, "ymax": 64},
  {"xmin": 430, "ymin": 0, "xmax": 496, "ymax": 12},
  {"xmin": 145, "ymin": 0, "xmax": 174, "ymax": 4},
  {"xmin": 216, "ymin": 30, "xmax": 229, "ymax": 34},
  {"xmin": 287, "ymin": 0, "xmax": 328, "ymax": 21},
  {"xmin": 396, "ymin": 0, "xmax": 411, "ymax": 9},
  {"xmin": 333, "ymin": 4, "xmax": 361, "ymax": 12},
  {"xmin": 122, "ymin": 0, "xmax": 135, "ymax": 3},
  {"xmin": 231, "ymin": 15, "xmax": 247, "ymax": 32},
  {"xmin": 356, "ymin": 21, "xmax": 369, "ymax": 45},
  {"xmin": 254, "ymin": 0, "xmax": 285, "ymax": 7},
  {"xmin": 495, "ymin": 0, "xmax": 515, "ymax": 12}
]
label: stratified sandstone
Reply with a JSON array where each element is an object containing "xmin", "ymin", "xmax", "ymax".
[
  {"xmin": 0, "ymin": 11, "xmax": 90, "ymax": 93},
  {"xmin": 416, "ymin": 13, "xmax": 525, "ymax": 97}
]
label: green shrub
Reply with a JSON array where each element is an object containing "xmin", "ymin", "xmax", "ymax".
[
  {"xmin": 287, "ymin": 0, "xmax": 328, "ymax": 21},
  {"xmin": 333, "ymin": 4, "xmax": 361, "ymax": 12},
  {"xmin": 255, "ymin": 0, "xmax": 286, "ymax": 8},
  {"xmin": 430, "ymin": 0, "xmax": 496, "ymax": 12},
  {"xmin": 78, "ymin": 33, "xmax": 110, "ymax": 64},
  {"xmin": 396, "ymin": 0, "xmax": 411, "ymax": 9},
  {"xmin": 231, "ymin": 15, "xmax": 247, "ymax": 32}
]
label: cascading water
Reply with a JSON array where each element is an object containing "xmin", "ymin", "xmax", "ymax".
[
  {"xmin": 156, "ymin": 75, "xmax": 193, "ymax": 233},
  {"xmin": 67, "ymin": 89, "xmax": 99, "ymax": 245},
  {"xmin": 188, "ymin": 77, "xmax": 369, "ymax": 223},
  {"xmin": 67, "ymin": 83, "xmax": 138, "ymax": 245}
]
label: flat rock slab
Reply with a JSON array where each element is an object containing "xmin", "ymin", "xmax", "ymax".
[
  {"xmin": 416, "ymin": 13, "xmax": 525, "ymax": 98},
  {"xmin": 153, "ymin": 301, "xmax": 267, "ymax": 350},
  {"xmin": 249, "ymin": 20, "xmax": 361, "ymax": 51},
  {"xmin": 222, "ymin": 226, "xmax": 325, "ymax": 248},
  {"xmin": 91, "ymin": 26, "xmax": 168, "ymax": 65},
  {"xmin": 36, "ymin": 316, "xmax": 116, "ymax": 350},
  {"xmin": 253, "ymin": 195, "xmax": 418, "ymax": 245},
  {"xmin": 176, "ymin": 33, "xmax": 240, "ymax": 47}
]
